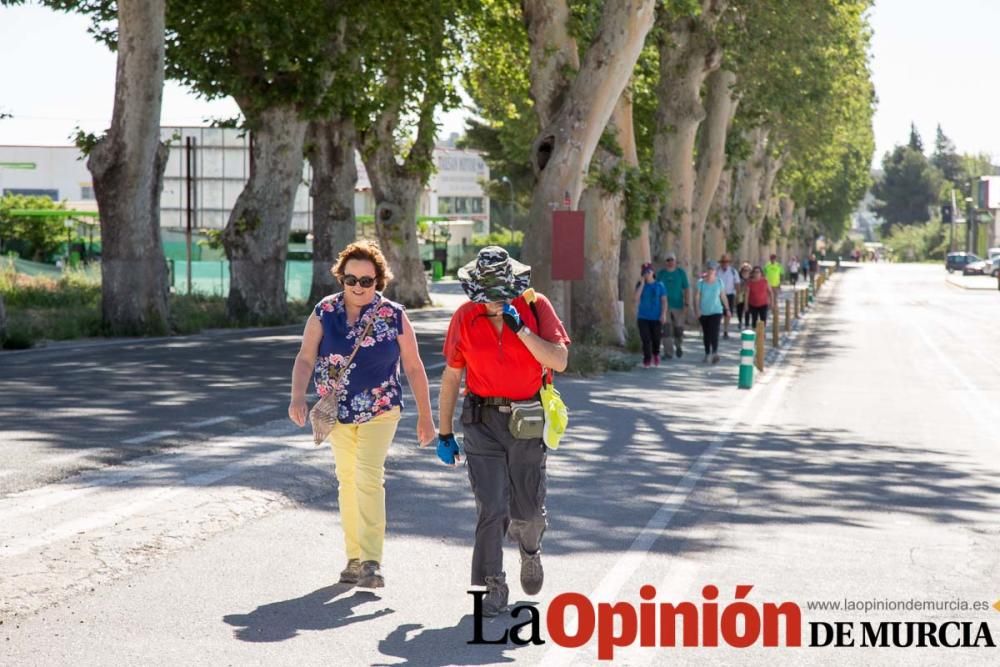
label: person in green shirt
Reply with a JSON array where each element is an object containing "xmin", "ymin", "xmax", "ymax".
[
  {"xmin": 654, "ymin": 252, "xmax": 690, "ymax": 359},
  {"xmin": 764, "ymin": 254, "xmax": 783, "ymax": 305}
]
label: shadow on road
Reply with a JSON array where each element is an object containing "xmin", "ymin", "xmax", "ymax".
[
  {"xmin": 375, "ymin": 613, "xmax": 530, "ymax": 666},
  {"xmin": 222, "ymin": 584, "xmax": 393, "ymax": 642}
]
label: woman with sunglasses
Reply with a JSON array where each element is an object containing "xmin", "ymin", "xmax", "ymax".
[{"xmin": 288, "ymin": 240, "xmax": 436, "ymax": 589}]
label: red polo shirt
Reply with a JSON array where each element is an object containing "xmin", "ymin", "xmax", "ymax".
[
  {"xmin": 747, "ymin": 278, "xmax": 770, "ymax": 307},
  {"xmin": 443, "ymin": 293, "xmax": 570, "ymax": 400}
]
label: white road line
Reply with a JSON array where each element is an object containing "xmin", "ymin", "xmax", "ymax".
[
  {"xmin": 190, "ymin": 415, "xmax": 236, "ymax": 428},
  {"xmin": 240, "ymin": 404, "xmax": 277, "ymax": 415},
  {"xmin": 122, "ymin": 430, "xmax": 179, "ymax": 445},
  {"xmin": 424, "ymin": 361, "xmax": 446, "ymax": 372},
  {"xmin": 875, "ymin": 271, "xmax": 999, "ymax": 429},
  {"xmin": 912, "ymin": 326, "xmax": 999, "ymax": 432}
]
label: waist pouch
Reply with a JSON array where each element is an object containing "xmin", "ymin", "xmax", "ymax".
[
  {"xmin": 508, "ymin": 400, "xmax": 544, "ymax": 440},
  {"xmin": 461, "ymin": 398, "xmax": 482, "ymax": 425}
]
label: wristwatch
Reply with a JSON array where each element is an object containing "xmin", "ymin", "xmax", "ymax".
[{"xmin": 517, "ymin": 326, "xmax": 532, "ymax": 338}]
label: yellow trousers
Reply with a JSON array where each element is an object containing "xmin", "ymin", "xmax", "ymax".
[{"xmin": 329, "ymin": 407, "xmax": 401, "ymax": 564}]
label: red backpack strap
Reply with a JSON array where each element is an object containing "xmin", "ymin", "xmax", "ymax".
[{"xmin": 525, "ymin": 295, "xmax": 555, "ymax": 386}]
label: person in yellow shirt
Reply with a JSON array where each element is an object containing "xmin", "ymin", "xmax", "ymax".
[{"xmin": 764, "ymin": 254, "xmax": 783, "ymax": 306}]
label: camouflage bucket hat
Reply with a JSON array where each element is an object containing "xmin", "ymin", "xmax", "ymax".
[{"xmin": 458, "ymin": 246, "xmax": 532, "ymax": 303}]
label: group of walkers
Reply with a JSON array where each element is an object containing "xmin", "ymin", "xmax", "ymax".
[
  {"xmin": 289, "ymin": 242, "xmax": 568, "ymax": 618},
  {"xmin": 635, "ymin": 252, "xmax": 818, "ymax": 366}
]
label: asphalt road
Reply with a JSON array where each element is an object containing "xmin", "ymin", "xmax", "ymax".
[
  {"xmin": 0, "ymin": 302, "xmax": 455, "ymax": 495},
  {"xmin": 2, "ymin": 265, "xmax": 1000, "ymax": 666}
]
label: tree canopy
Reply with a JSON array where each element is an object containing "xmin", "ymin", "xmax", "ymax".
[{"xmin": 873, "ymin": 144, "xmax": 942, "ymax": 227}]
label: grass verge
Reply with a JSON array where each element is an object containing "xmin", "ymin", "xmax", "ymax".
[
  {"xmin": 565, "ymin": 330, "xmax": 637, "ymax": 376},
  {"xmin": 1, "ymin": 264, "xmax": 310, "ymax": 349}
]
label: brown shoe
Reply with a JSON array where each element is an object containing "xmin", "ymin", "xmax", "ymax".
[
  {"xmin": 357, "ymin": 560, "xmax": 384, "ymax": 588},
  {"xmin": 339, "ymin": 559, "xmax": 362, "ymax": 584},
  {"xmin": 519, "ymin": 546, "xmax": 544, "ymax": 596},
  {"xmin": 482, "ymin": 573, "xmax": 509, "ymax": 617}
]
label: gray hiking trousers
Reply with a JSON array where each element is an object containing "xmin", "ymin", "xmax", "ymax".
[{"xmin": 462, "ymin": 396, "xmax": 547, "ymax": 586}]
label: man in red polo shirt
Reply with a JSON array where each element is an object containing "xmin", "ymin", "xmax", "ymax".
[{"xmin": 434, "ymin": 247, "xmax": 570, "ymax": 617}]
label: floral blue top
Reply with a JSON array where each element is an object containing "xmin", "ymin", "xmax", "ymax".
[{"xmin": 313, "ymin": 292, "xmax": 405, "ymax": 424}]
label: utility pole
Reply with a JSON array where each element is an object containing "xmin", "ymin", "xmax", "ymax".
[
  {"xmin": 949, "ymin": 189, "xmax": 958, "ymax": 252},
  {"xmin": 185, "ymin": 136, "xmax": 197, "ymax": 295},
  {"xmin": 966, "ymin": 196, "xmax": 974, "ymax": 254},
  {"xmin": 501, "ymin": 176, "xmax": 514, "ymax": 248}
]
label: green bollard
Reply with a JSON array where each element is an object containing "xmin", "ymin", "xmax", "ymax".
[
  {"xmin": 432, "ymin": 260, "xmax": 444, "ymax": 281},
  {"xmin": 739, "ymin": 329, "xmax": 755, "ymax": 389}
]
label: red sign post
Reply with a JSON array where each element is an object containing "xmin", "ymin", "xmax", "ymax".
[{"xmin": 551, "ymin": 210, "xmax": 585, "ymax": 281}]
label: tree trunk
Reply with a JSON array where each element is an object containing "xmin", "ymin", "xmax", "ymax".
[
  {"xmin": 778, "ymin": 196, "xmax": 794, "ymax": 262},
  {"xmin": 223, "ymin": 105, "xmax": 307, "ymax": 323},
  {"xmin": 651, "ymin": 1, "xmax": 725, "ymax": 267},
  {"xmin": 89, "ymin": 0, "xmax": 169, "ymax": 336},
  {"xmin": 691, "ymin": 68, "xmax": 737, "ymax": 272},
  {"xmin": 617, "ymin": 94, "xmax": 648, "ymax": 339},
  {"xmin": 574, "ymin": 94, "xmax": 633, "ymax": 346},
  {"xmin": 367, "ymin": 173, "xmax": 427, "ymax": 307},
  {"xmin": 705, "ymin": 167, "xmax": 731, "ymax": 261},
  {"xmin": 306, "ymin": 116, "xmax": 358, "ymax": 303},
  {"xmin": 795, "ymin": 209, "xmax": 811, "ymax": 260},
  {"xmin": 0, "ymin": 293, "xmax": 6, "ymax": 341},
  {"xmin": 360, "ymin": 103, "xmax": 432, "ymax": 309},
  {"xmin": 522, "ymin": 0, "xmax": 657, "ymax": 327},
  {"xmin": 755, "ymin": 150, "xmax": 784, "ymax": 261},
  {"xmin": 733, "ymin": 128, "xmax": 768, "ymax": 264}
]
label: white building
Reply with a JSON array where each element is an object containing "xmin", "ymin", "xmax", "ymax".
[
  {"xmin": 0, "ymin": 145, "xmax": 96, "ymax": 210},
  {"xmin": 0, "ymin": 126, "xmax": 490, "ymax": 235}
]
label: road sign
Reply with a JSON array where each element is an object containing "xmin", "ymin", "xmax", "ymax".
[{"xmin": 551, "ymin": 210, "xmax": 584, "ymax": 280}]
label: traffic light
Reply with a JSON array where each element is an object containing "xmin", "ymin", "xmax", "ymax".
[{"xmin": 941, "ymin": 203, "xmax": 953, "ymax": 224}]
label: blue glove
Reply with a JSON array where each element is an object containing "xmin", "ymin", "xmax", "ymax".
[
  {"xmin": 501, "ymin": 303, "xmax": 524, "ymax": 333},
  {"xmin": 436, "ymin": 433, "xmax": 462, "ymax": 465}
]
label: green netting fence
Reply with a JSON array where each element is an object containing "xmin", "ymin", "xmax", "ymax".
[
  {"xmin": 9, "ymin": 257, "xmax": 64, "ymax": 278},
  {"xmin": 168, "ymin": 259, "xmax": 314, "ymax": 301},
  {"xmin": 10, "ymin": 244, "xmax": 520, "ymax": 301}
]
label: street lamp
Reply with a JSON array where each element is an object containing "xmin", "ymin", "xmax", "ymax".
[
  {"xmin": 500, "ymin": 176, "xmax": 514, "ymax": 248},
  {"xmin": 965, "ymin": 196, "xmax": 974, "ymax": 254}
]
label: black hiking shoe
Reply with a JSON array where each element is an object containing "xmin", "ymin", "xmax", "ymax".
[{"xmin": 482, "ymin": 573, "xmax": 509, "ymax": 617}]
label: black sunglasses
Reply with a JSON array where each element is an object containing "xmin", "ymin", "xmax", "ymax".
[{"xmin": 342, "ymin": 274, "xmax": 376, "ymax": 288}]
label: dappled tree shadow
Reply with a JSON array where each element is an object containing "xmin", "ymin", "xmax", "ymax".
[{"xmin": 7, "ymin": 271, "xmax": 1000, "ymax": 566}]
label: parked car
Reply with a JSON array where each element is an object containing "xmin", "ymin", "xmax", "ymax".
[
  {"xmin": 946, "ymin": 252, "xmax": 981, "ymax": 273},
  {"xmin": 963, "ymin": 258, "xmax": 992, "ymax": 276},
  {"xmin": 988, "ymin": 247, "xmax": 1000, "ymax": 261}
]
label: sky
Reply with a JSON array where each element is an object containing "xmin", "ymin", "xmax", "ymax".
[{"xmin": 1, "ymin": 1, "xmax": 999, "ymax": 166}]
